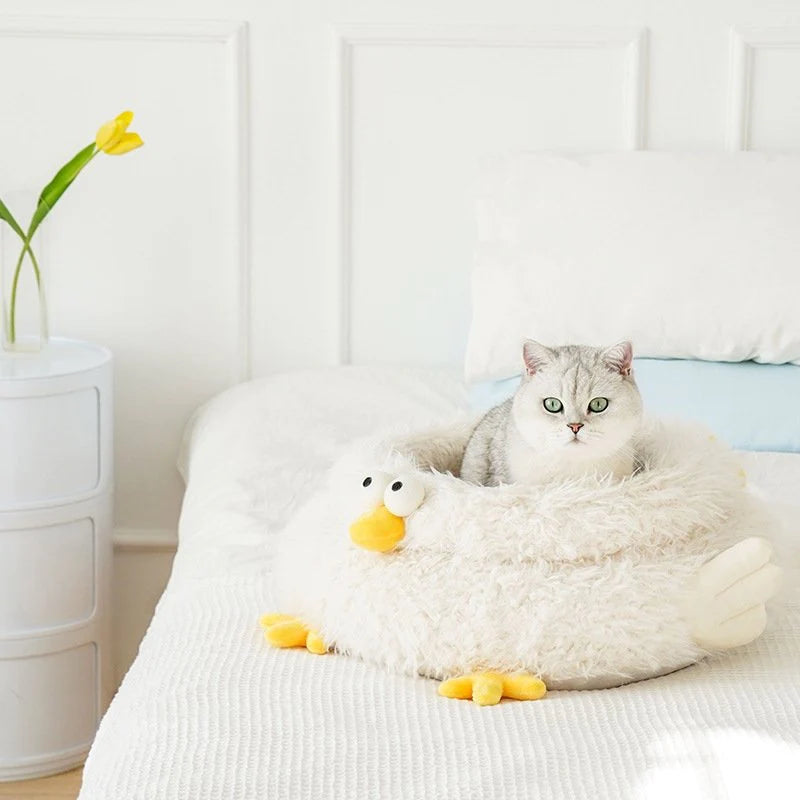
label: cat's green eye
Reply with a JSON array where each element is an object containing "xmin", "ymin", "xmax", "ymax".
[
  {"xmin": 543, "ymin": 397, "xmax": 563, "ymax": 413},
  {"xmin": 588, "ymin": 397, "xmax": 609, "ymax": 413}
]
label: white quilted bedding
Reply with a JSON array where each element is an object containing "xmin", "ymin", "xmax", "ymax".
[{"xmin": 79, "ymin": 367, "xmax": 800, "ymax": 800}]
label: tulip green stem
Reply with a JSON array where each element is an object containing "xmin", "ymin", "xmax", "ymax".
[
  {"xmin": 6, "ymin": 147, "xmax": 104, "ymax": 344},
  {"xmin": 7, "ymin": 147, "xmax": 99, "ymax": 344},
  {"xmin": 8, "ymin": 240, "xmax": 42, "ymax": 345}
]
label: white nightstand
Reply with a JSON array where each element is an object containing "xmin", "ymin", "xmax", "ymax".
[{"xmin": 0, "ymin": 338, "xmax": 113, "ymax": 781}]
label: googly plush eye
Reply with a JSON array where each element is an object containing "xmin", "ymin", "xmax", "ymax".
[
  {"xmin": 356, "ymin": 471, "xmax": 391, "ymax": 513},
  {"xmin": 588, "ymin": 397, "xmax": 609, "ymax": 413},
  {"xmin": 383, "ymin": 474, "xmax": 425, "ymax": 517}
]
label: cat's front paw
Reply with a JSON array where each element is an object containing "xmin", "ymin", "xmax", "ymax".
[{"xmin": 686, "ymin": 537, "xmax": 783, "ymax": 650}]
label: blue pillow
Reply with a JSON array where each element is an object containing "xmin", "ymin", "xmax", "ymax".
[{"xmin": 468, "ymin": 359, "xmax": 800, "ymax": 453}]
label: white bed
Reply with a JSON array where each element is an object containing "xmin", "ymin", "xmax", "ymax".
[{"xmin": 79, "ymin": 366, "xmax": 800, "ymax": 800}]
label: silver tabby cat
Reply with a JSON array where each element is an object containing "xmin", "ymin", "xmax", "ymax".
[{"xmin": 461, "ymin": 341, "xmax": 643, "ymax": 486}]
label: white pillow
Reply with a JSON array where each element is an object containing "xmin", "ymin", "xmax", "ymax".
[{"xmin": 465, "ymin": 152, "xmax": 800, "ymax": 382}]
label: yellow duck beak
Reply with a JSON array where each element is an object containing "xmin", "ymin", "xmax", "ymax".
[{"xmin": 349, "ymin": 504, "xmax": 405, "ymax": 552}]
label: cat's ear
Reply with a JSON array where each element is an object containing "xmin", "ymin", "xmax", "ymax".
[
  {"xmin": 603, "ymin": 341, "xmax": 633, "ymax": 376},
  {"xmin": 522, "ymin": 340, "xmax": 553, "ymax": 376}
]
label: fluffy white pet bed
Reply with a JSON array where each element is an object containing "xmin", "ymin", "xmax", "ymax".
[{"xmin": 272, "ymin": 419, "xmax": 783, "ymax": 691}]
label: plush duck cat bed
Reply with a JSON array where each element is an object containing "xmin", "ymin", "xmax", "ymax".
[{"xmin": 264, "ymin": 419, "xmax": 783, "ymax": 705}]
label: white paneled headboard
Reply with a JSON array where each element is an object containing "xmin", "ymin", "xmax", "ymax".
[{"xmin": 2, "ymin": 0, "xmax": 800, "ymax": 552}]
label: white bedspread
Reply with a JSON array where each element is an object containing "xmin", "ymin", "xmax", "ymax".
[{"xmin": 80, "ymin": 367, "xmax": 800, "ymax": 800}]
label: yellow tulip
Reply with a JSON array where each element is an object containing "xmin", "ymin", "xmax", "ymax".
[
  {"xmin": 94, "ymin": 120, "xmax": 121, "ymax": 150},
  {"xmin": 115, "ymin": 110, "xmax": 134, "ymax": 129},
  {"xmin": 104, "ymin": 132, "xmax": 143, "ymax": 156},
  {"xmin": 95, "ymin": 110, "xmax": 142, "ymax": 155}
]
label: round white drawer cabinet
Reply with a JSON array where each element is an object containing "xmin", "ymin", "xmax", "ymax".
[{"xmin": 0, "ymin": 339, "xmax": 113, "ymax": 781}]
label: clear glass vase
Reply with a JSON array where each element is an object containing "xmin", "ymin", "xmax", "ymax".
[{"xmin": 1, "ymin": 218, "xmax": 48, "ymax": 354}]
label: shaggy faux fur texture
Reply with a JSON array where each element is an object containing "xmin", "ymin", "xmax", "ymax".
[{"xmin": 273, "ymin": 419, "xmax": 780, "ymax": 690}]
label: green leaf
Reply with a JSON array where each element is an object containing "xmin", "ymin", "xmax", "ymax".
[
  {"xmin": 0, "ymin": 196, "xmax": 26, "ymax": 241},
  {"xmin": 27, "ymin": 141, "xmax": 96, "ymax": 241}
]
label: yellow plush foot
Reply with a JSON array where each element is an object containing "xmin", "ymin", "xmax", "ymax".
[
  {"xmin": 259, "ymin": 613, "xmax": 328, "ymax": 655},
  {"xmin": 438, "ymin": 671, "xmax": 546, "ymax": 706}
]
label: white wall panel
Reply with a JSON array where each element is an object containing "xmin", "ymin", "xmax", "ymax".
[
  {"xmin": 728, "ymin": 28, "xmax": 800, "ymax": 150},
  {"xmin": 0, "ymin": 17, "xmax": 248, "ymax": 531},
  {"xmin": 339, "ymin": 27, "xmax": 646, "ymax": 366}
]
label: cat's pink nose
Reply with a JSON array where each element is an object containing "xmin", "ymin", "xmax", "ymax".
[{"xmin": 567, "ymin": 423, "xmax": 584, "ymax": 435}]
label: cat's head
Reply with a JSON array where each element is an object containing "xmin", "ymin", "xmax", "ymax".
[{"xmin": 512, "ymin": 340, "xmax": 642, "ymax": 462}]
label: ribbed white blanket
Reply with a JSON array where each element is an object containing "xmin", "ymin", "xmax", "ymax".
[{"xmin": 79, "ymin": 367, "xmax": 800, "ymax": 800}]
